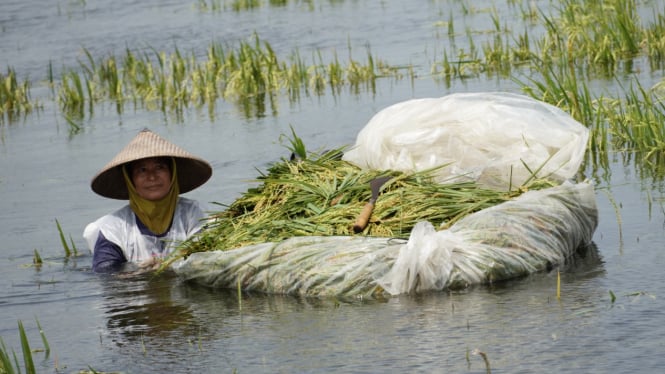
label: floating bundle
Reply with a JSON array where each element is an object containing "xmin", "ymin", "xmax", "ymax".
[
  {"xmin": 169, "ymin": 92, "xmax": 597, "ymax": 298},
  {"xmin": 172, "ymin": 181, "xmax": 597, "ymax": 299},
  {"xmin": 167, "ymin": 151, "xmax": 555, "ymax": 267}
]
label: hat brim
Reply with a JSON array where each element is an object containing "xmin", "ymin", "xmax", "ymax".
[{"xmin": 90, "ymin": 129, "xmax": 213, "ymax": 200}]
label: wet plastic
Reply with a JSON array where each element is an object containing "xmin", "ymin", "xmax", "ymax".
[{"xmin": 173, "ymin": 182, "xmax": 597, "ymax": 298}]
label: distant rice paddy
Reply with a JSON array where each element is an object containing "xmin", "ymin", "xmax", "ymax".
[{"xmin": 3, "ymin": 0, "xmax": 665, "ymax": 179}]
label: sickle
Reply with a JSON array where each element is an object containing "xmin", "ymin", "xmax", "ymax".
[{"xmin": 352, "ymin": 176, "xmax": 391, "ymax": 233}]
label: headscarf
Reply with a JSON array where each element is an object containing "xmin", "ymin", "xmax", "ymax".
[{"xmin": 122, "ymin": 158, "xmax": 180, "ymax": 235}]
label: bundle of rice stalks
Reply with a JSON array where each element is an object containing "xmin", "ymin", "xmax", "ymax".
[{"xmin": 168, "ymin": 148, "xmax": 556, "ymax": 266}]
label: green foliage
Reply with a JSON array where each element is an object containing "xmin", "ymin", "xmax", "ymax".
[
  {"xmin": 55, "ymin": 219, "xmax": 78, "ymax": 258},
  {"xmin": 0, "ymin": 320, "xmax": 46, "ymax": 374},
  {"xmin": 0, "ymin": 67, "xmax": 37, "ymax": 124}
]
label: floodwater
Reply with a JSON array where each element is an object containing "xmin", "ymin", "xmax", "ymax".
[{"xmin": 1, "ymin": 0, "xmax": 664, "ymax": 372}]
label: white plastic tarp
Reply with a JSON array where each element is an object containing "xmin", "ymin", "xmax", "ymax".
[{"xmin": 342, "ymin": 92, "xmax": 589, "ymax": 190}]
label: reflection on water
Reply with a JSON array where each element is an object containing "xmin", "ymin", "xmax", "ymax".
[
  {"xmin": 101, "ymin": 272, "xmax": 201, "ymax": 343},
  {"xmin": 560, "ymin": 242, "xmax": 605, "ymax": 277},
  {"xmin": 89, "ymin": 243, "xmax": 607, "ymax": 371}
]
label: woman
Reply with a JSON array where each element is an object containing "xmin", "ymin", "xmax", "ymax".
[{"xmin": 84, "ymin": 128, "xmax": 213, "ymax": 273}]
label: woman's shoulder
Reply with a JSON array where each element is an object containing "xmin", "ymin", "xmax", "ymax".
[
  {"xmin": 85, "ymin": 205, "xmax": 134, "ymax": 234},
  {"xmin": 83, "ymin": 205, "xmax": 134, "ymax": 250}
]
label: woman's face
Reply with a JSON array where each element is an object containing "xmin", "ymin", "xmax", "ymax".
[{"xmin": 130, "ymin": 157, "xmax": 172, "ymax": 201}]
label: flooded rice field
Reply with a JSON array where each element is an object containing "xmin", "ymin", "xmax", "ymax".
[{"xmin": 1, "ymin": 0, "xmax": 665, "ymax": 372}]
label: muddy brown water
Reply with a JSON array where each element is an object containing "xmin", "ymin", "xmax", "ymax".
[{"xmin": 1, "ymin": 1, "xmax": 664, "ymax": 372}]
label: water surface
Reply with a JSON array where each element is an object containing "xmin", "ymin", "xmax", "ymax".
[{"xmin": 1, "ymin": 1, "xmax": 664, "ymax": 372}]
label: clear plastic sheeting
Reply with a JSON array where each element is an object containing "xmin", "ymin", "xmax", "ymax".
[
  {"xmin": 377, "ymin": 181, "xmax": 598, "ymax": 294},
  {"xmin": 342, "ymin": 92, "xmax": 590, "ymax": 190},
  {"xmin": 173, "ymin": 182, "xmax": 597, "ymax": 299},
  {"xmin": 172, "ymin": 235, "xmax": 403, "ymax": 299}
]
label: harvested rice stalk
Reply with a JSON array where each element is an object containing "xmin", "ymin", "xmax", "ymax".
[{"xmin": 164, "ymin": 149, "xmax": 556, "ymax": 268}]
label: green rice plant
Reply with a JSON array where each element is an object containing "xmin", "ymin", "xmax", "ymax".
[
  {"xmin": 195, "ymin": 0, "xmax": 223, "ymax": 12},
  {"xmin": 231, "ymin": 0, "xmax": 260, "ymax": 11},
  {"xmin": 539, "ymin": 0, "xmax": 642, "ymax": 75},
  {"xmin": 325, "ymin": 52, "xmax": 344, "ymax": 94},
  {"xmin": 58, "ymin": 69, "xmax": 86, "ymax": 118},
  {"xmin": 510, "ymin": 29, "xmax": 532, "ymax": 65},
  {"xmin": 51, "ymin": 33, "xmax": 405, "ymax": 119},
  {"xmin": 55, "ymin": 218, "xmax": 78, "ymax": 257},
  {"xmin": 644, "ymin": 9, "xmax": 665, "ymax": 68},
  {"xmin": 280, "ymin": 125, "xmax": 307, "ymax": 160},
  {"xmin": 35, "ymin": 319, "xmax": 49, "ymax": 359},
  {"xmin": 98, "ymin": 55, "xmax": 123, "ymax": 104},
  {"xmin": 2, "ymin": 320, "xmax": 37, "ymax": 374},
  {"xmin": 481, "ymin": 33, "xmax": 512, "ymax": 76},
  {"xmin": 33, "ymin": 249, "xmax": 42, "ymax": 267},
  {"xmin": 346, "ymin": 47, "xmax": 378, "ymax": 92},
  {"xmin": 517, "ymin": 54, "xmax": 596, "ymax": 127},
  {"xmin": 0, "ymin": 67, "xmax": 35, "ymax": 123},
  {"xmin": 614, "ymin": 80, "xmax": 665, "ymax": 155},
  {"xmin": 0, "ymin": 338, "xmax": 15, "ymax": 373}
]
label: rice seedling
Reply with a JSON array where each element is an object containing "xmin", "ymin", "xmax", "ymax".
[
  {"xmin": 33, "ymin": 249, "xmax": 42, "ymax": 267},
  {"xmin": 195, "ymin": 0, "xmax": 223, "ymax": 12},
  {"xmin": 0, "ymin": 320, "xmax": 43, "ymax": 374},
  {"xmin": 55, "ymin": 218, "xmax": 78, "ymax": 257},
  {"xmin": 54, "ymin": 33, "xmax": 404, "ymax": 119},
  {"xmin": 481, "ymin": 33, "xmax": 512, "ymax": 76},
  {"xmin": 58, "ymin": 69, "xmax": 87, "ymax": 119},
  {"xmin": 35, "ymin": 319, "xmax": 49, "ymax": 359},
  {"xmin": 644, "ymin": 9, "xmax": 665, "ymax": 69},
  {"xmin": 0, "ymin": 67, "xmax": 36, "ymax": 123}
]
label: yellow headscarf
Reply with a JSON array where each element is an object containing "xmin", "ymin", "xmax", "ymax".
[{"xmin": 122, "ymin": 158, "xmax": 180, "ymax": 235}]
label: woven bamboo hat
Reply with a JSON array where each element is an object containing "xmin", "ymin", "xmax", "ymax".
[{"xmin": 91, "ymin": 128, "xmax": 212, "ymax": 199}]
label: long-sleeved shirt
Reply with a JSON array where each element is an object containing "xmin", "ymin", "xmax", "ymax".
[{"xmin": 84, "ymin": 197, "xmax": 206, "ymax": 273}]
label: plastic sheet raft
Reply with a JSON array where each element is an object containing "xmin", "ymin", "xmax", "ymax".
[{"xmin": 173, "ymin": 181, "xmax": 598, "ymax": 299}]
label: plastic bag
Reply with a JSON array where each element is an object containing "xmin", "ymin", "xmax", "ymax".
[
  {"xmin": 342, "ymin": 92, "xmax": 589, "ymax": 190},
  {"xmin": 377, "ymin": 181, "xmax": 598, "ymax": 294},
  {"xmin": 173, "ymin": 182, "xmax": 597, "ymax": 298}
]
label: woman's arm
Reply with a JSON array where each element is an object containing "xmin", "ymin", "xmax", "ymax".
[{"xmin": 92, "ymin": 232, "xmax": 127, "ymax": 273}]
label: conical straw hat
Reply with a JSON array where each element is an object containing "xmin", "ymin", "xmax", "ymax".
[{"xmin": 91, "ymin": 128, "xmax": 212, "ymax": 199}]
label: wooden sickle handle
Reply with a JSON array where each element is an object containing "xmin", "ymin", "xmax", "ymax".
[{"xmin": 353, "ymin": 201, "xmax": 375, "ymax": 233}]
